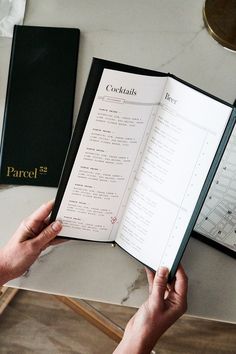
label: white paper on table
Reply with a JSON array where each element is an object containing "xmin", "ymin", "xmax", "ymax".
[{"xmin": 0, "ymin": 0, "xmax": 26, "ymax": 37}]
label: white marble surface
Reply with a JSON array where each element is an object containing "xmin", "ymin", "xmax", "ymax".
[{"xmin": 0, "ymin": 0, "xmax": 236, "ymax": 323}]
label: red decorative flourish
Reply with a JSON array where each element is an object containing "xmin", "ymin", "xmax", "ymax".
[{"xmin": 111, "ymin": 216, "xmax": 117, "ymax": 224}]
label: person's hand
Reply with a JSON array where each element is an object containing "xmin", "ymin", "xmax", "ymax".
[
  {"xmin": 114, "ymin": 265, "xmax": 188, "ymax": 354},
  {"xmin": 0, "ymin": 200, "xmax": 62, "ymax": 285}
]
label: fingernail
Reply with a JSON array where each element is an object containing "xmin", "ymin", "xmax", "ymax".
[
  {"xmin": 158, "ymin": 266, "xmax": 169, "ymax": 278},
  {"xmin": 51, "ymin": 220, "xmax": 62, "ymax": 232}
]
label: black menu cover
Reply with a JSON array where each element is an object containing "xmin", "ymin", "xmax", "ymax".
[{"xmin": 0, "ymin": 25, "xmax": 80, "ymax": 187}]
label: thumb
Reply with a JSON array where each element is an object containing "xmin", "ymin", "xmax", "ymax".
[
  {"xmin": 151, "ymin": 266, "xmax": 169, "ymax": 301},
  {"xmin": 30, "ymin": 220, "xmax": 62, "ymax": 250}
]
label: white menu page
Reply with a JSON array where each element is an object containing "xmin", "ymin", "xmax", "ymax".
[
  {"xmin": 56, "ymin": 69, "xmax": 167, "ymax": 241},
  {"xmin": 116, "ymin": 77, "xmax": 232, "ymax": 270}
]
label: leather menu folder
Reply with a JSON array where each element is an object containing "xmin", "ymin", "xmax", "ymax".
[{"xmin": 0, "ymin": 25, "xmax": 80, "ymax": 187}]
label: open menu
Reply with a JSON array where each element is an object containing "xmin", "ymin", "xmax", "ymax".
[{"xmin": 51, "ymin": 59, "xmax": 236, "ymax": 279}]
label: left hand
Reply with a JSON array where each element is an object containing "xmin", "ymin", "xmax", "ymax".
[{"xmin": 0, "ymin": 200, "xmax": 62, "ymax": 285}]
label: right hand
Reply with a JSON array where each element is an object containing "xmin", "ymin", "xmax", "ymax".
[{"xmin": 114, "ymin": 265, "xmax": 188, "ymax": 354}]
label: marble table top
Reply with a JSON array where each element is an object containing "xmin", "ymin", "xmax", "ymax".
[{"xmin": 0, "ymin": 0, "xmax": 236, "ymax": 323}]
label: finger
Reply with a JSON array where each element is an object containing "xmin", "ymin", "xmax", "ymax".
[
  {"xmin": 168, "ymin": 277, "xmax": 176, "ymax": 292},
  {"xmin": 29, "ymin": 200, "xmax": 54, "ymax": 224},
  {"xmin": 164, "ymin": 280, "xmax": 175, "ymax": 300},
  {"xmin": 145, "ymin": 267, "xmax": 155, "ymax": 294},
  {"xmin": 19, "ymin": 201, "xmax": 55, "ymax": 240},
  {"xmin": 174, "ymin": 264, "xmax": 188, "ymax": 298},
  {"xmin": 43, "ymin": 216, "xmax": 51, "ymax": 226},
  {"xmin": 30, "ymin": 220, "xmax": 62, "ymax": 249},
  {"xmin": 36, "ymin": 216, "xmax": 51, "ymax": 235},
  {"xmin": 152, "ymin": 266, "xmax": 169, "ymax": 301},
  {"xmin": 164, "ymin": 289, "xmax": 171, "ymax": 300},
  {"xmin": 39, "ymin": 237, "xmax": 67, "ymax": 251}
]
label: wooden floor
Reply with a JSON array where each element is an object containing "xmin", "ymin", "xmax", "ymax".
[{"xmin": 0, "ymin": 290, "xmax": 235, "ymax": 353}]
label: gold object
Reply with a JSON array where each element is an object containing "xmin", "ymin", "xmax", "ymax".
[
  {"xmin": 203, "ymin": 0, "xmax": 236, "ymax": 51},
  {"xmin": 56, "ymin": 296, "xmax": 124, "ymax": 342},
  {"xmin": 0, "ymin": 286, "xmax": 19, "ymax": 315}
]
